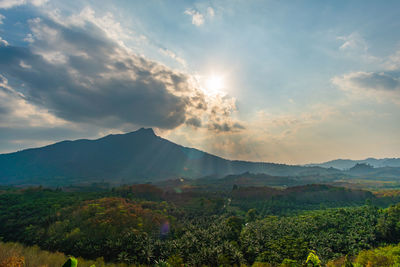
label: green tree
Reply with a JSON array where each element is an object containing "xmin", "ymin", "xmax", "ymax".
[
  {"xmin": 246, "ymin": 208, "xmax": 258, "ymax": 222},
  {"xmin": 306, "ymin": 250, "xmax": 321, "ymax": 267}
]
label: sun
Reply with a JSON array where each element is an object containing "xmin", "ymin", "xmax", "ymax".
[{"xmin": 205, "ymin": 75, "xmax": 225, "ymax": 95}]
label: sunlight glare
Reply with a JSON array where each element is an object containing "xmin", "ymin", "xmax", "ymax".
[{"xmin": 205, "ymin": 75, "xmax": 225, "ymax": 95}]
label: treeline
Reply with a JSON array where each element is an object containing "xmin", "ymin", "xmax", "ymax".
[{"xmin": 1, "ymin": 185, "xmax": 400, "ymax": 265}]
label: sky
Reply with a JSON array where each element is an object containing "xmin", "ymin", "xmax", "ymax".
[{"xmin": 0, "ymin": 0, "xmax": 399, "ymax": 164}]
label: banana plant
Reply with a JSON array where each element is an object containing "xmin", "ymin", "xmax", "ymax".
[
  {"xmin": 62, "ymin": 257, "xmax": 96, "ymax": 267},
  {"xmin": 62, "ymin": 257, "xmax": 78, "ymax": 267}
]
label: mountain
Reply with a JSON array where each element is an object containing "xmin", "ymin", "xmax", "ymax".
[
  {"xmin": 0, "ymin": 128, "xmax": 340, "ymax": 186},
  {"xmin": 306, "ymin": 158, "xmax": 400, "ymax": 170}
]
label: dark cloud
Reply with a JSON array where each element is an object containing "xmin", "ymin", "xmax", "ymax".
[
  {"xmin": 350, "ymin": 72, "xmax": 400, "ymax": 91},
  {"xmin": 208, "ymin": 121, "xmax": 245, "ymax": 133},
  {"xmin": 203, "ymin": 94, "xmax": 245, "ymax": 133},
  {"xmin": 233, "ymin": 122, "xmax": 245, "ymax": 129},
  {"xmin": 0, "ymin": 18, "xmax": 203, "ymax": 129},
  {"xmin": 185, "ymin": 117, "xmax": 202, "ymax": 127},
  {"xmin": 0, "ymin": 11, "xmax": 245, "ymax": 155}
]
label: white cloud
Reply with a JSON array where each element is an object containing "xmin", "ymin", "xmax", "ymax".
[
  {"xmin": 337, "ymin": 32, "xmax": 368, "ymax": 51},
  {"xmin": 383, "ymin": 49, "xmax": 400, "ymax": 71},
  {"xmin": 0, "ymin": 0, "xmax": 24, "ymax": 9},
  {"xmin": 184, "ymin": 8, "xmax": 205, "ymax": 26},
  {"xmin": 159, "ymin": 48, "xmax": 186, "ymax": 67},
  {"xmin": 336, "ymin": 32, "xmax": 380, "ymax": 63},
  {"xmin": 207, "ymin": 7, "xmax": 215, "ymax": 17},
  {"xmin": 0, "ymin": 36, "xmax": 8, "ymax": 46},
  {"xmin": 184, "ymin": 6, "xmax": 216, "ymax": 27},
  {"xmin": 19, "ymin": 60, "xmax": 31, "ymax": 69},
  {"xmin": 0, "ymin": 13, "xmax": 4, "ymax": 24},
  {"xmin": 336, "ymin": 33, "xmax": 400, "ymax": 70},
  {"xmin": 0, "ymin": 0, "xmax": 48, "ymax": 9},
  {"xmin": 30, "ymin": 0, "xmax": 47, "ymax": 6},
  {"xmin": 57, "ymin": 7, "xmax": 132, "ymax": 44},
  {"xmin": 23, "ymin": 33, "xmax": 34, "ymax": 43}
]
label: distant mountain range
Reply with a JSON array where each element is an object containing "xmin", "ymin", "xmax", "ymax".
[
  {"xmin": 306, "ymin": 158, "xmax": 400, "ymax": 170},
  {"xmin": 0, "ymin": 128, "xmax": 341, "ymax": 186}
]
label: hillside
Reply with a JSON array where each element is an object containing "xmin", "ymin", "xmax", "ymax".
[{"xmin": 0, "ymin": 128, "xmax": 339, "ymax": 186}]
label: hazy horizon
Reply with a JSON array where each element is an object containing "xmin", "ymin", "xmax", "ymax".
[
  {"xmin": 1, "ymin": 127, "xmax": 399, "ymax": 166},
  {"xmin": 0, "ymin": 0, "xmax": 399, "ymax": 164}
]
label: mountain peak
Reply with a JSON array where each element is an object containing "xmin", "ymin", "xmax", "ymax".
[{"xmin": 135, "ymin": 127, "xmax": 156, "ymax": 136}]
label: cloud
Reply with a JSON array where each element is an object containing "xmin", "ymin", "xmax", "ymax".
[
  {"xmin": 0, "ymin": 13, "xmax": 4, "ymax": 24},
  {"xmin": 0, "ymin": 7, "xmax": 243, "ymax": 154},
  {"xmin": 185, "ymin": 117, "xmax": 202, "ymax": 127},
  {"xmin": 205, "ymin": 94, "xmax": 244, "ymax": 133},
  {"xmin": 384, "ymin": 49, "xmax": 400, "ymax": 71},
  {"xmin": 348, "ymin": 72, "xmax": 399, "ymax": 91},
  {"xmin": 164, "ymin": 104, "xmax": 341, "ymax": 164},
  {"xmin": 207, "ymin": 7, "xmax": 215, "ymax": 17},
  {"xmin": 336, "ymin": 32, "xmax": 380, "ymax": 63},
  {"xmin": 184, "ymin": 8, "xmax": 204, "ymax": 26},
  {"xmin": 184, "ymin": 6, "xmax": 215, "ymax": 27},
  {"xmin": 23, "ymin": 33, "xmax": 34, "ymax": 43},
  {"xmin": 159, "ymin": 47, "xmax": 186, "ymax": 67},
  {"xmin": 336, "ymin": 33, "xmax": 400, "ymax": 72},
  {"xmin": 332, "ymin": 71, "xmax": 400, "ymax": 92},
  {"xmin": 0, "ymin": 19, "xmax": 197, "ymax": 129},
  {"xmin": 334, "ymin": 34, "xmax": 400, "ymax": 104},
  {"xmin": 208, "ymin": 122, "xmax": 244, "ymax": 132},
  {"xmin": 0, "ymin": 0, "xmax": 47, "ymax": 9},
  {"xmin": 337, "ymin": 32, "xmax": 368, "ymax": 52},
  {"xmin": 332, "ymin": 71, "xmax": 400, "ymax": 104},
  {"xmin": 0, "ymin": 9, "xmax": 242, "ymax": 138},
  {"xmin": 0, "ymin": 73, "xmax": 133, "ymax": 154},
  {"xmin": 0, "ymin": 36, "xmax": 7, "ymax": 46},
  {"xmin": 47, "ymin": 7, "xmax": 137, "ymax": 49},
  {"xmin": 0, "ymin": 74, "xmax": 66, "ymax": 128}
]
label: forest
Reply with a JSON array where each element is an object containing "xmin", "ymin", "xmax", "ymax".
[{"xmin": 2, "ymin": 184, "xmax": 400, "ymax": 266}]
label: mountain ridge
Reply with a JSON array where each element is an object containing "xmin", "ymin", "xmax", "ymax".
[
  {"xmin": 306, "ymin": 157, "xmax": 400, "ymax": 170},
  {"xmin": 0, "ymin": 128, "xmax": 341, "ymax": 186}
]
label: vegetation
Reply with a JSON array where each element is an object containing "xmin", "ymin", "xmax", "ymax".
[
  {"xmin": 327, "ymin": 243, "xmax": 400, "ymax": 266},
  {"xmin": 1, "ymin": 184, "xmax": 400, "ymax": 266},
  {"xmin": 0, "ymin": 242, "xmax": 127, "ymax": 267}
]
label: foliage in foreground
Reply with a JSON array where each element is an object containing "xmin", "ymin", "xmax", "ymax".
[
  {"xmin": 0, "ymin": 242, "xmax": 324, "ymax": 267},
  {"xmin": 327, "ymin": 243, "xmax": 400, "ymax": 266},
  {"xmin": 0, "ymin": 242, "xmax": 129, "ymax": 267},
  {"xmin": 1, "ymin": 185, "xmax": 400, "ymax": 265}
]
